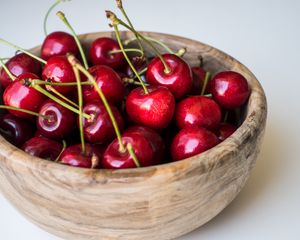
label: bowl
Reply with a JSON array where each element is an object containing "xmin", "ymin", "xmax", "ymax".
[{"xmin": 0, "ymin": 31, "xmax": 267, "ymax": 240}]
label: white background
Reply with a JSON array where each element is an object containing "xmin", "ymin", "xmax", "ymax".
[{"xmin": 0, "ymin": 0, "xmax": 299, "ymax": 239}]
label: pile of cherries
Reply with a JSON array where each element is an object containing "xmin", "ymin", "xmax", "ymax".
[{"xmin": 0, "ymin": 1, "xmax": 250, "ymax": 169}]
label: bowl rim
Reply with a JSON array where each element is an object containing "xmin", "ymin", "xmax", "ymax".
[{"xmin": 0, "ymin": 31, "xmax": 267, "ymax": 179}]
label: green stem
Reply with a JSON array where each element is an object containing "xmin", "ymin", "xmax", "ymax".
[
  {"xmin": 46, "ymin": 85, "xmax": 79, "ymax": 108},
  {"xmin": 0, "ymin": 58, "xmax": 16, "ymax": 81},
  {"xmin": 127, "ymin": 143, "xmax": 140, "ymax": 168},
  {"xmin": 200, "ymin": 72, "xmax": 210, "ymax": 96},
  {"xmin": 0, "ymin": 105, "xmax": 49, "ymax": 119},
  {"xmin": 0, "ymin": 39, "xmax": 47, "ymax": 64},
  {"xmin": 55, "ymin": 140, "xmax": 67, "ymax": 162},
  {"xmin": 32, "ymin": 79, "xmax": 92, "ymax": 86},
  {"xmin": 223, "ymin": 111, "xmax": 229, "ymax": 123},
  {"xmin": 109, "ymin": 48, "xmax": 144, "ymax": 56},
  {"xmin": 176, "ymin": 48, "xmax": 186, "ymax": 57},
  {"xmin": 122, "ymin": 77, "xmax": 149, "ymax": 86},
  {"xmin": 56, "ymin": 11, "xmax": 88, "ymax": 69}
]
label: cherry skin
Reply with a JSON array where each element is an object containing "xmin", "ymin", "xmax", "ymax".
[
  {"xmin": 126, "ymin": 86, "xmax": 175, "ymax": 130},
  {"xmin": 215, "ymin": 122, "xmax": 237, "ymax": 141},
  {"xmin": 146, "ymin": 54, "xmax": 192, "ymax": 99},
  {"xmin": 190, "ymin": 66, "xmax": 207, "ymax": 95},
  {"xmin": 102, "ymin": 131, "xmax": 155, "ymax": 169},
  {"xmin": 3, "ymin": 73, "xmax": 46, "ymax": 118},
  {"xmin": 82, "ymin": 65, "xmax": 125, "ymax": 105},
  {"xmin": 59, "ymin": 143, "xmax": 104, "ymax": 168},
  {"xmin": 37, "ymin": 99, "xmax": 76, "ymax": 139},
  {"xmin": 41, "ymin": 31, "xmax": 79, "ymax": 61},
  {"xmin": 90, "ymin": 37, "xmax": 125, "ymax": 69},
  {"xmin": 175, "ymin": 96, "xmax": 222, "ymax": 130},
  {"xmin": 0, "ymin": 53, "xmax": 41, "ymax": 89},
  {"xmin": 82, "ymin": 102, "xmax": 124, "ymax": 144},
  {"xmin": 0, "ymin": 113, "xmax": 34, "ymax": 147},
  {"xmin": 125, "ymin": 56, "xmax": 147, "ymax": 78},
  {"xmin": 210, "ymin": 71, "xmax": 250, "ymax": 109},
  {"xmin": 42, "ymin": 55, "xmax": 76, "ymax": 94},
  {"xmin": 22, "ymin": 136, "xmax": 63, "ymax": 161},
  {"xmin": 171, "ymin": 127, "xmax": 219, "ymax": 161}
]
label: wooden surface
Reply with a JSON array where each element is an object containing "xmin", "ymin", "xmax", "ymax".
[{"xmin": 0, "ymin": 32, "xmax": 267, "ymax": 240}]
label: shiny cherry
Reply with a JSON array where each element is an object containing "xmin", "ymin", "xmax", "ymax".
[
  {"xmin": 0, "ymin": 53, "xmax": 41, "ymax": 88},
  {"xmin": 59, "ymin": 143, "xmax": 104, "ymax": 168},
  {"xmin": 171, "ymin": 127, "xmax": 219, "ymax": 161},
  {"xmin": 82, "ymin": 65, "xmax": 125, "ymax": 104},
  {"xmin": 215, "ymin": 123, "xmax": 237, "ymax": 141},
  {"xmin": 41, "ymin": 31, "xmax": 79, "ymax": 61},
  {"xmin": 146, "ymin": 54, "xmax": 192, "ymax": 99},
  {"xmin": 37, "ymin": 99, "xmax": 76, "ymax": 139},
  {"xmin": 22, "ymin": 136, "xmax": 63, "ymax": 161},
  {"xmin": 0, "ymin": 113, "xmax": 34, "ymax": 147},
  {"xmin": 82, "ymin": 102, "xmax": 124, "ymax": 144},
  {"xmin": 90, "ymin": 37, "xmax": 125, "ymax": 69},
  {"xmin": 126, "ymin": 86, "xmax": 175, "ymax": 130},
  {"xmin": 175, "ymin": 96, "xmax": 222, "ymax": 130},
  {"xmin": 210, "ymin": 71, "xmax": 250, "ymax": 109},
  {"xmin": 3, "ymin": 73, "xmax": 46, "ymax": 118}
]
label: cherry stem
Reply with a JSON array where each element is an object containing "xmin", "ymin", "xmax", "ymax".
[
  {"xmin": 200, "ymin": 72, "xmax": 210, "ymax": 96},
  {"xmin": 68, "ymin": 54, "xmax": 126, "ymax": 152},
  {"xmin": 0, "ymin": 39, "xmax": 47, "ymax": 64},
  {"xmin": 109, "ymin": 48, "xmax": 143, "ymax": 56},
  {"xmin": 0, "ymin": 105, "xmax": 50, "ymax": 119},
  {"xmin": 32, "ymin": 79, "xmax": 92, "ymax": 86},
  {"xmin": 55, "ymin": 139, "xmax": 66, "ymax": 162},
  {"xmin": 46, "ymin": 85, "xmax": 79, "ymax": 108},
  {"xmin": 122, "ymin": 77, "xmax": 149, "ymax": 86},
  {"xmin": 56, "ymin": 11, "xmax": 88, "ymax": 69},
  {"xmin": 0, "ymin": 57, "xmax": 16, "ymax": 81},
  {"xmin": 223, "ymin": 111, "xmax": 228, "ymax": 123},
  {"xmin": 116, "ymin": 0, "xmax": 144, "ymax": 58},
  {"xmin": 127, "ymin": 143, "xmax": 141, "ymax": 168},
  {"xmin": 198, "ymin": 55, "xmax": 203, "ymax": 67}
]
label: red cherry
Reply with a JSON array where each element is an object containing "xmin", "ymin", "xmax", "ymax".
[
  {"xmin": 210, "ymin": 71, "xmax": 250, "ymax": 109},
  {"xmin": 3, "ymin": 73, "xmax": 46, "ymax": 118},
  {"xmin": 0, "ymin": 113, "xmax": 34, "ymax": 147},
  {"xmin": 171, "ymin": 127, "xmax": 219, "ymax": 161},
  {"xmin": 126, "ymin": 86, "xmax": 175, "ymax": 130},
  {"xmin": 125, "ymin": 56, "xmax": 147, "ymax": 78},
  {"xmin": 190, "ymin": 66, "xmax": 207, "ymax": 95},
  {"xmin": 102, "ymin": 131, "xmax": 155, "ymax": 169},
  {"xmin": 41, "ymin": 31, "xmax": 79, "ymax": 61},
  {"xmin": 0, "ymin": 53, "xmax": 41, "ymax": 88},
  {"xmin": 146, "ymin": 54, "xmax": 192, "ymax": 99},
  {"xmin": 59, "ymin": 143, "xmax": 104, "ymax": 168},
  {"xmin": 22, "ymin": 136, "xmax": 63, "ymax": 161},
  {"xmin": 90, "ymin": 37, "xmax": 125, "ymax": 69},
  {"xmin": 82, "ymin": 65, "xmax": 125, "ymax": 104},
  {"xmin": 82, "ymin": 102, "xmax": 124, "ymax": 144},
  {"xmin": 42, "ymin": 55, "xmax": 76, "ymax": 94},
  {"xmin": 215, "ymin": 123, "xmax": 237, "ymax": 141},
  {"xmin": 37, "ymin": 99, "xmax": 76, "ymax": 139}
]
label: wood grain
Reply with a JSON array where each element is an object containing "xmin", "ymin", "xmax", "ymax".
[{"xmin": 0, "ymin": 32, "xmax": 267, "ymax": 240}]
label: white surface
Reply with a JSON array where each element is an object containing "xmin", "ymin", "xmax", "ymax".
[{"xmin": 0, "ymin": 0, "xmax": 299, "ymax": 239}]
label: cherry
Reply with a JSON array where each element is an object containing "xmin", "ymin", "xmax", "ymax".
[
  {"xmin": 210, "ymin": 71, "xmax": 250, "ymax": 109},
  {"xmin": 82, "ymin": 65, "xmax": 125, "ymax": 105},
  {"xmin": 126, "ymin": 85, "xmax": 175, "ymax": 130},
  {"xmin": 190, "ymin": 66, "xmax": 207, "ymax": 95},
  {"xmin": 0, "ymin": 113, "xmax": 34, "ymax": 147},
  {"xmin": 102, "ymin": 131, "xmax": 154, "ymax": 169},
  {"xmin": 22, "ymin": 136, "xmax": 63, "ymax": 161},
  {"xmin": 171, "ymin": 127, "xmax": 219, "ymax": 161},
  {"xmin": 146, "ymin": 54, "xmax": 192, "ymax": 99},
  {"xmin": 59, "ymin": 143, "xmax": 104, "ymax": 168},
  {"xmin": 175, "ymin": 96, "xmax": 222, "ymax": 130},
  {"xmin": 42, "ymin": 55, "xmax": 76, "ymax": 94},
  {"xmin": 3, "ymin": 73, "xmax": 46, "ymax": 118},
  {"xmin": 82, "ymin": 102, "xmax": 124, "ymax": 144},
  {"xmin": 0, "ymin": 53, "xmax": 41, "ymax": 88},
  {"xmin": 215, "ymin": 122, "xmax": 237, "ymax": 141},
  {"xmin": 37, "ymin": 99, "xmax": 76, "ymax": 139},
  {"xmin": 89, "ymin": 37, "xmax": 125, "ymax": 69},
  {"xmin": 125, "ymin": 56, "xmax": 147, "ymax": 78},
  {"xmin": 41, "ymin": 31, "xmax": 79, "ymax": 60}
]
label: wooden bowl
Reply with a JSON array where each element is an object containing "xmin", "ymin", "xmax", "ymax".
[{"xmin": 0, "ymin": 32, "xmax": 267, "ymax": 240}]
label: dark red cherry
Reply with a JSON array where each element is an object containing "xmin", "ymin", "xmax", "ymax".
[
  {"xmin": 175, "ymin": 96, "xmax": 222, "ymax": 130},
  {"xmin": 0, "ymin": 53, "xmax": 41, "ymax": 89},
  {"xmin": 102, "ymin": 132, "xmax": 154, "ymax": 169},
  {"xmin": 215, "ymin": 123, "xmax": 237, "ymax": 141},
  {"xmin": 37, "ymin": 99, "xmax": 76, "ymax": 139},
  {"xmin": 210, "ymin": 71, "xmax": 250, "ymax": 109},
  {"xmin": 3, "ymin": 73, "xmax": 46, "ymax": 118},
  {"xmin": 59, "ymin": 143, "xmax": 104, "ymax": 168},
  {"xmin": 0, "ymin": 113, "xmax": 34, "ymax": 147},
  {"xmin": 82, "ymin": 102, "xmax": 124, "ymax": 144},
  {"xmin": 41, "ymin": 31, "xmax": 79, "ymax": 60},
  {"xmin": 42, "ymin": 55, "xmax": 76, "ymax": 94},
  {"xmin": 190, "ymin": 66, "xmax": 207, "ymax": 95},
  {"xmin": 90, "ymin": 37, "xmax": 125, "ymax": 69},
  {"xmin": 22, "ymin": 136, "xmax": 63, "ymax": 161},
  {"xmin": 126, "ymin": 86, "xmax": 175, "ymax": 130},
  {"xmin": 125, "ymin": 56, "xmax": 147, "ymax": 77},
  {"xmin": 146, "ymin": 54, "xmax": 192, "ymax": 99},
  {"xmin": 82, "ymin": 65, "xmax": 125, "ymax": 104},
  {"xmin": 171, "ymin": 127, "xmax": 219, "ymax": 161}
]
